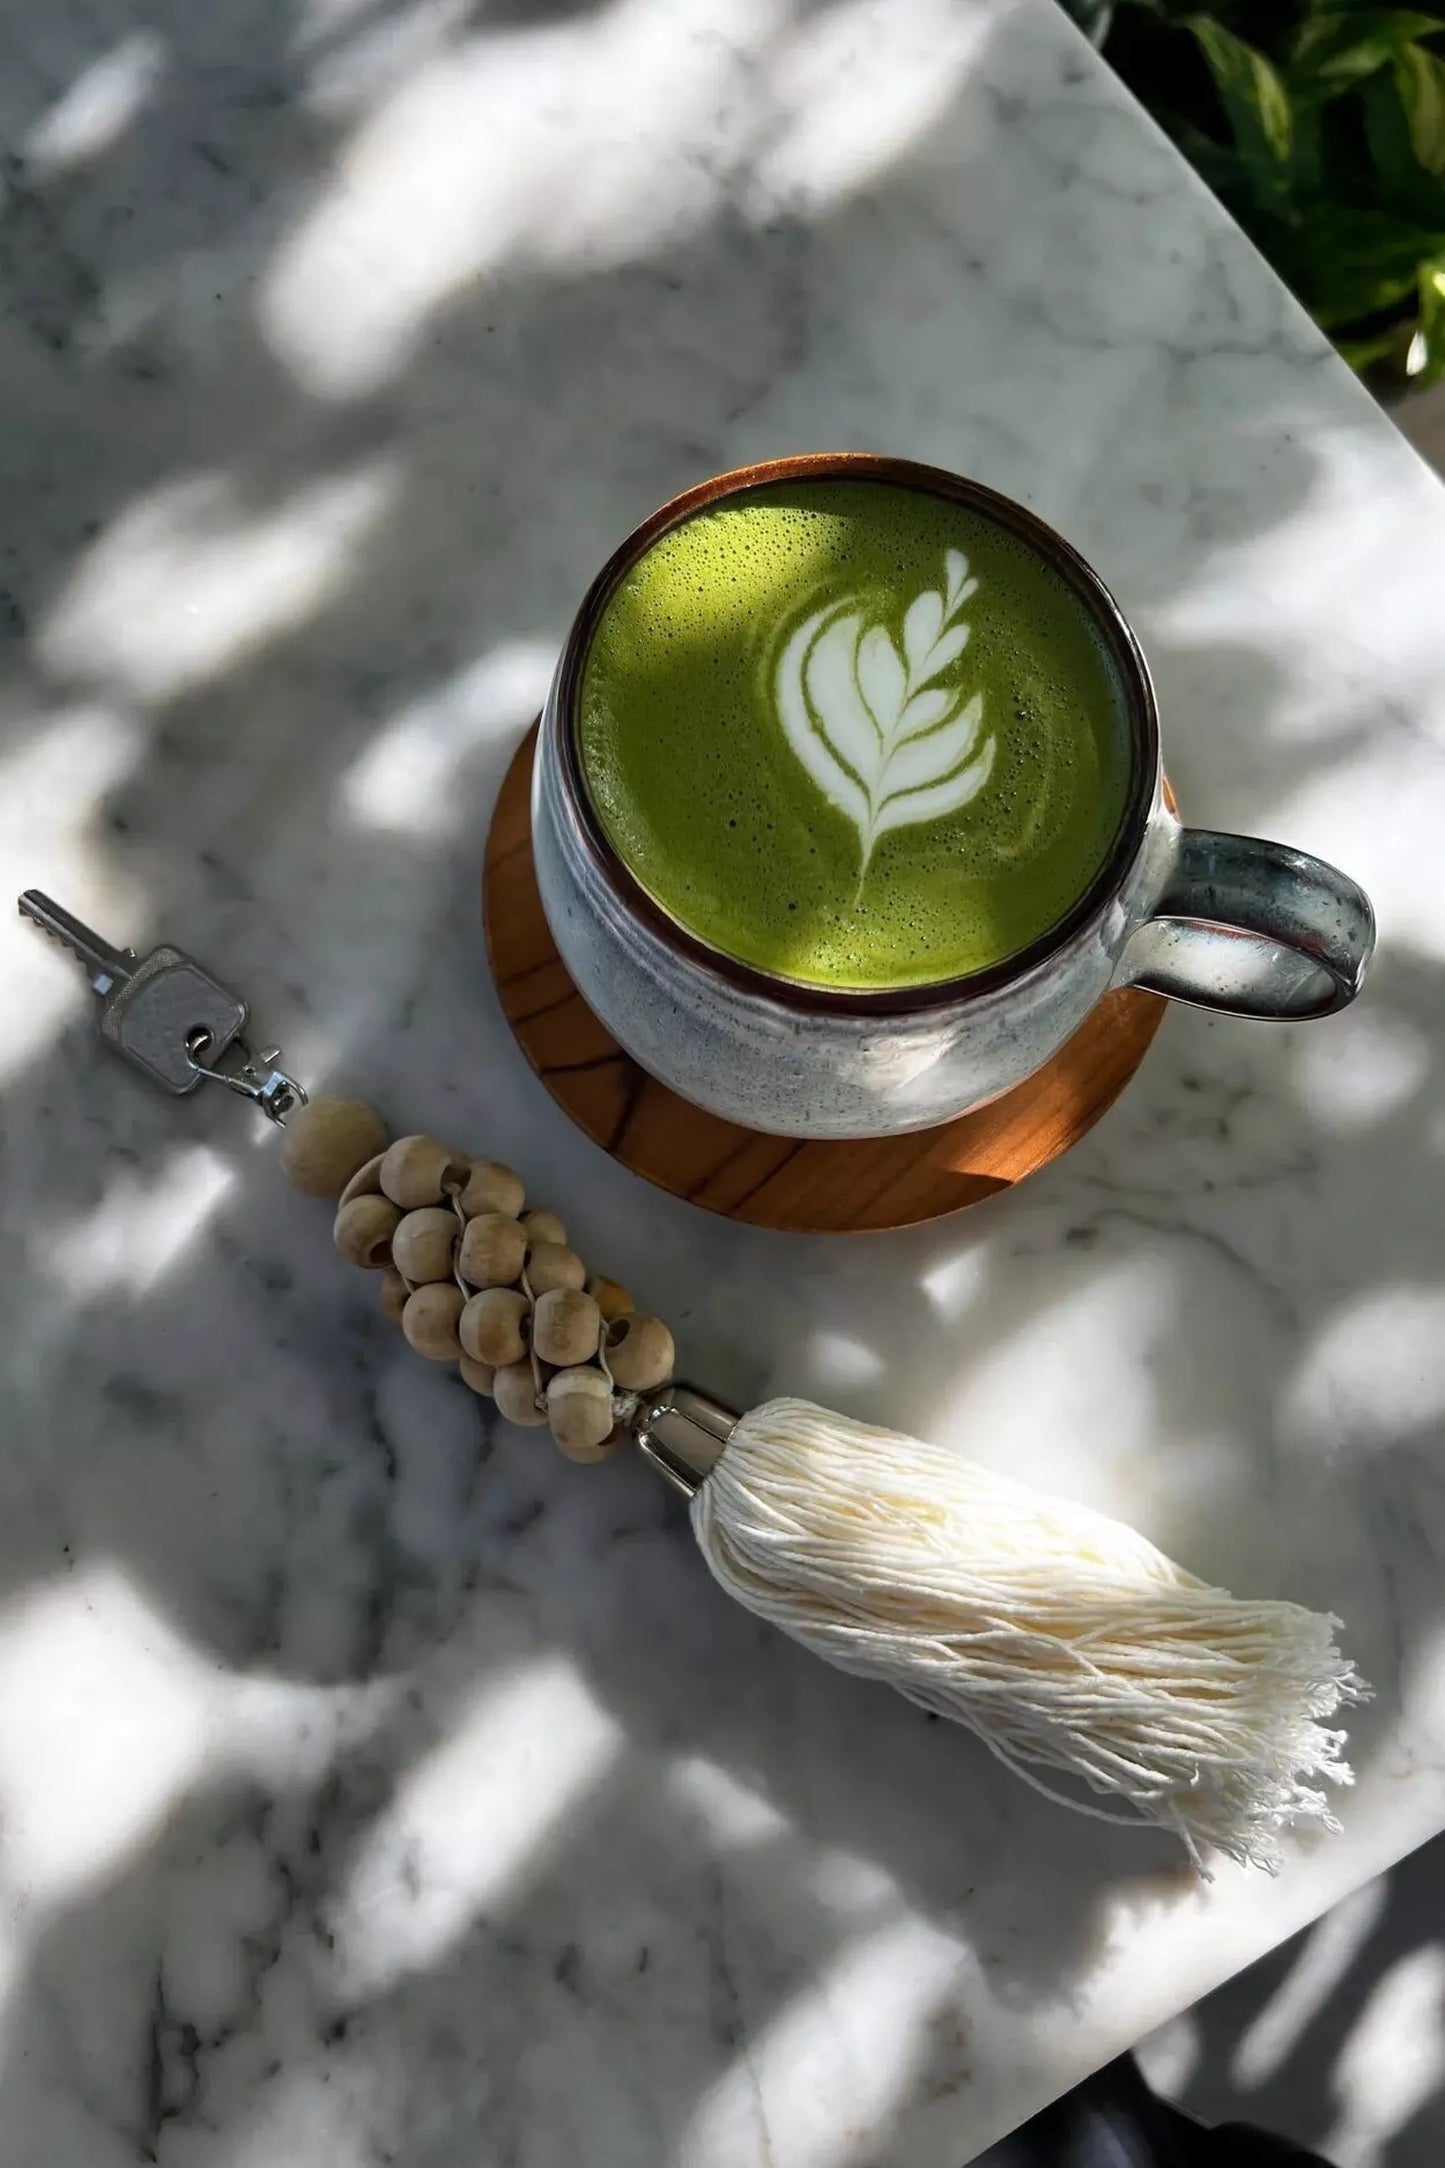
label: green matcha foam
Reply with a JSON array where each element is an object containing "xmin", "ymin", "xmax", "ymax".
[{"xmin": 579, "ymin": 478, "xmax": 1133, "ymax": 992}]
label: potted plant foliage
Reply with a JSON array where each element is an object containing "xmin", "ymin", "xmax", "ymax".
[{"xmin": 1061, "ymin": 2, "xmax": 1445, "ymax": 383}]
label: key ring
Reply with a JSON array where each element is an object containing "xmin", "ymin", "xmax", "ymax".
[{"xmin": 184, "ymin": 1026, "xmax": 309, "ymax": 1125}]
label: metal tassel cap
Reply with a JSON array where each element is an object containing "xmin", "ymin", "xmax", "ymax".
[{"xmin": 629, "ymin": 1383, "xmax": 739, "ymax": 1498}]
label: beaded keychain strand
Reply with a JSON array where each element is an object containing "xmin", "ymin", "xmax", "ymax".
[{"xmin": 288, "ymin": 1099, "xmax": 672, "ymax": 1458}]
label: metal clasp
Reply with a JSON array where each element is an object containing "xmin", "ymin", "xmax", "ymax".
[
  {"xmin": 185, "ymin": 1028, "xmax": 309, "ymax": 1126},
  {"xmin": 630, "ymin": 1383, "xmax": 739, "ymax": 1497}
]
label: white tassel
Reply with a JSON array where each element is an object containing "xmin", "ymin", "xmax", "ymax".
[{"xmin": 689, "ymin": 1398, "xmax": 1367, "ymax": 1873}]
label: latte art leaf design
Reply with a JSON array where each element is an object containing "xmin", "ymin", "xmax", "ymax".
[{"xmin": 775, "ymin": 547, "xmax": 995, "ymax": 891}]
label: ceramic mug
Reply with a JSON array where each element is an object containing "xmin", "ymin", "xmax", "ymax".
[{"xmin": 532, "ymin": 454, "xmax": 1375, "ymax": 1140}]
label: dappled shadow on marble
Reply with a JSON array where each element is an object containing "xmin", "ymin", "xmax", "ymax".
[{"xmin": 0, "ymin": 0, "xmax": 1440, "ymax": 2163}]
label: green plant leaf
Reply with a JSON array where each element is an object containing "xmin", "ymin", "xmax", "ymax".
[
  {"xmin": 1291, "ymin": 11, "xmax": 1443, "ymax": 93},
  {"xmin": 1168, "ymin": 115, "xmax": 1254, "ymax": 199},
  {"xmin": 1418, "ymin": 250, "xmax": 1445, "ymax": 380},
  {"xmin": 1396, "ymin": 40, "xmax": 1445, "ymax": 171},
  {"xmin": 1360, "ymin": 64, "xmax": 1445, "ymax": 209},
  {"xmin": 1335, "ymin": 324, "xmax": 1410, "ymax": 369},
  {"xmin": 1184, "ymin": 16, "xmax": 1295, "ymax": 180},
  {"xmin": 1282, "ymin": 205, "xmax": 1445, "ymax": 323}
]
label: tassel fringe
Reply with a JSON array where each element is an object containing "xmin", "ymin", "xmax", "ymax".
[{"xmin": 691, "ymin": 1399, "xmax": 1368, "ymax": 1872}]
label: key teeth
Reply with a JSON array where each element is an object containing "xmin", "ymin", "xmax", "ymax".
[
  {"xmin": 16, "ymin": 890, "xmax": 135, "ymax": 975},
  {"xmin": 22, "ymin": 912, "xmax": 70, "ymax": 951},
  {"xmin": 20, "ymin": 901, "xmax": 100, "ymax": 959},
  {"xmin": 17, "ymin": 902, "xmax": 72, "ymax": 953}
]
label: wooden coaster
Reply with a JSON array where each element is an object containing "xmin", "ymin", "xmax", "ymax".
[{"xmin": 483, "ymin": 729, "xmax": 1166, "ymax": 1233}]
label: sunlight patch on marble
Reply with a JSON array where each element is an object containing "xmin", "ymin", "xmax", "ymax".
[
  {"xmin": 38, "ymin": 461, "xmax": 397, "ymax": 703},
  {"xmin": 918, "ymin": 1244, "xmax": 989, "ymax": 1322},
  {"xmin": 1285, "ymin": 1286, "xmax": 1445, "ymax": 1451},
  {"xmin": 0, "ymin": 703, "xmax": 145, "ymax": 1082},
  {"xmin": 924, "ymin": 1255, "xmax": 1174, "ymax": 1511},
  {"xmin": 1140, "ymin": 442, "xmax": 1445, "ymax": 724},
  {"xmin": 340, "ymin": 641, "xmax": 555, "ymax": 834},
  {"xmin": 746, "ymin": 0, "xmax": 988, "ymax": 216},
  {"xmin": 332, "ymin": 1659, "xmax": 620, "ymax": 1998},
  {"xmin": 294, "ymin": 0, "xmax": 476, "ymax": 113},
  {"xmin": 1135, "ymin": 2007, "xmax": 1202, "ymax": 2099},
  {"xmin": 1290, "ymin": 1006, "xmax": 1430, "ymax": 1132},
  {"xmin": 292, "ymin": 0, "xmax": 389, "ymax": 47},
  {"xmin": 263, "ymin": 0, "xmax": 782, "ymax": 398},
  {"xmin": 1324, "ymin": 1943, "xmax": 1445, "ymax": 2168},
  {"xmin": 806, "ymin": 1329, "xmax": 885, "ymax": 1390},
  {"xmin": 1280, "ymin": 753, "xmax": 1445, "ymax": 967},
  {"xmin": 43, "ymin": 1144, "xmax": 234, "ymax": 1300},
  {"xmin": 22, "ymin": 32, "xmax": 166, "ymax": 179},
  {"xmin": 670, "ymin": 1755, "xmax": 794, "ymax": 1849},
  {"xmin": 808, "ymin": 1846, "xmax": 903, "ymax": 1915},
  {"xmin": 265, "ymin": 0, "xmax": 984, "ymax": 401},
  {"xmin": 679, "ymin": 1916, "xmax": 968, "ymax": 2168},
  {"xmin": 1231, "ymin": 1878, "xmax": 1389, "ymax": 2089},
  {"xmin": 1131, "ymin": 448, "xmax": 1445, "ymax": 962},
  {"xmin": 0, "ymin": 1566, "xmax": 209, "ymax": 1904}
]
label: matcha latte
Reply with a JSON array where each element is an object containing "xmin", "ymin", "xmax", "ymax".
[{"xmin": 578, "ymin": 478, "xmax": 1134, "ymax": 993}]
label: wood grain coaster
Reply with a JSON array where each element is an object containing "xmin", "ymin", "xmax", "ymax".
[{"xmin": 483, "ymin": 727, "xmax": 1167, "ymax": 1233}]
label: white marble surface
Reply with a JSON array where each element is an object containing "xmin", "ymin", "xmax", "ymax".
[{"xmin": 2, "ymin": 0, "xmax": 1444, "ymax": 2161}]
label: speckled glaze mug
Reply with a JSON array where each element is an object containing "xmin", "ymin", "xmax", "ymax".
[{"xmin": 532, "ymin": 454, "xmax": 1375, "ymax": 1140}]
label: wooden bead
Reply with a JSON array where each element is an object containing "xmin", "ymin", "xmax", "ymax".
[
  {"xmin": 460, "ymin": 1286, "xmax": 529, "ymax": 1367},
  {"xmin": 458, "ymin": 1211, "xmax": 527, "ymax": 1289},
  {"xmin": 586, "ymin": 1275, "xmax": 634, "ymax": 1322},
  {"xmin": 281, "ymin": 1097, "xmax": 388, "ymax": 1199},
  {"xmin": 458, "ymin": 1355, "xmax": 496, "ymax": 1397},
  {"xmin": 532, "ymin": 1288, "xmax": 601, "ymax": 1367},
  {"xmin": 457, "ymin": 1160, "xmax": 525, "ymax": 1219},
  {"xmin": 391, "ymin": 1206, "xmax": 459, "ymax": 1285},
  {"xmin": 547, "ymin": 1368, "xmax": 622, "ymax": 1463},
  {"xmin": 402, "ymin": 1283, "xmax": 465, "ymax": 1362},
  {"xmin": 334, "ymin": 1193, "xmax": 401, "ymax": 1268},
  {"xmin": 379, "ymin": 1267, "xmax": 410, "ymax": 1323},
  {"xmin": 340, "ymin": 1152, "xmax": 386, "ymax": 1208},
  {"xmin": 604, "ymin": 1313, "xmax": 675, "ymax": 1391},
  {"xmin": 525, "ymin": 1241, "xmax": 586, "ymax": 1295},
  {"xmin": 379, "ymin": 1134, "xmax": 470, "ymax": 1210},
  {"xmin": 493, "ymin": 1360, "xmax": 548, "ymax": 1427},
  {"xmin": 520, "ymin": 1208, "xmax": 567, "ymax": 1248}
]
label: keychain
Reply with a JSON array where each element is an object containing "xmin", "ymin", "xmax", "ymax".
[{"xmin": 19, "ymin": 886, "xmax": 1366, "ymax": 1874}]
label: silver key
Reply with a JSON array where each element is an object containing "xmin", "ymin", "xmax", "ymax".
[{"xmin": 19, "ymin": 889, "xmax": 248, "ymax": 1094}]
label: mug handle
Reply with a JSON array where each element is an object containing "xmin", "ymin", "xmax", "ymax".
[{"xmin": 1118, "ymin": 829, "xmax": 1376, "ymax": 1020}]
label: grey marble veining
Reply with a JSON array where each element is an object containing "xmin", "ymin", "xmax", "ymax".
[{"xmin": 1, "ymin": 1, "xmax": 1444, "ymax": 2163}]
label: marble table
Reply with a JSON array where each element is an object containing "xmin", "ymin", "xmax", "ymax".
[{"xmin": 2, "ymin": 1, "xmax": 1444, "ymax": 2161}]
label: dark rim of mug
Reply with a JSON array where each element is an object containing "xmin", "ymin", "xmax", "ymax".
[{"xmin": 553, "ymin": 452, "xmax": 1158, "ymax": 1018}]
